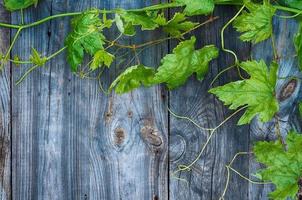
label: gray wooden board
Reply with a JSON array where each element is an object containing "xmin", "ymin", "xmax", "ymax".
[
  {"xmin": 169, "ymin": 6, "xmax": 251, "ymax": 200},
  {"xmin": 11, "ymin": 0, "xmax": 168, "ymax": 199},
  {"xmin": 0, "ymin": 0, "xmax": 298, "ymax": 200},
  {"xmin": 0, "ymin": 2, "xmax": 11, "ymax": 200}
]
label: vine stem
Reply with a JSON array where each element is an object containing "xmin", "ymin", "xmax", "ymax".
[
  {"xmin": 210, "ymin": 64, "xmax": 236, "ymax": 86},
  {"xmin": 15, "ymin": 64, "xmax": 39, "ymax": 85},
  {"xmin": 106, "ymin": 16, "xmax": 219, "ymax": 50},
  {"xmin": 221, "ymin": 5, "xmax": 245, "ymax": 64},
  {"xmin": 219, "ymin": 152, "xmax": 272, "ymax": 200},
  {"xmin": 171, "ymin": 105, "xmax": 248, "ymax": 177},
  {"xmin": 0, "ymin": 27, "xmax": 23, "ymax": 69},
  {"xmin": 15, "ymin": 46, "xmax": 67, "ymax": 85},
  {"xmin": 0, "ymin": 2, "xmax": 300, "ymax": 30},
  {"xmin": 0, "ymin": 2, "xmax": 182, "ymax": 30},
  {"xmin": 215, "ymin": 1, "xmax": 302, "ymax": 15},
  {"xmin": 167, "ymin": 107, "xmax": 213, "ymax": 131}
]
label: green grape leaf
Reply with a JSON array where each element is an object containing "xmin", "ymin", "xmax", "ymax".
[
  {"xmin": 254, "ymin": 130, "xmax": 302, "ymax": 200},
  {"xmin": 109, "ymin": 65, "xmax": 155, "ymax": 94},
  {"xmin": 277, "ymin": 0, "xmax": 302, "ymax": 9},
  {"xmin": 175, "ymin": 0, "xmax": 214, "ymax": 16},
  {"xmin": 115, "ymin": 13, "xmax": 136, "ymax": 36},
  {"xmin": 4, "ymin": 0, "xmax": 38, "ymax": 11},
  {"xmin": 153, "ymin": 36, "xmax": 219, "ymax": 89},
  {"xmin": 156, "ymin": 12, "xmax": 198, "ymax": 38},
  {"xmin": 29, "ymin": 48, "xmax": 47, "ymax": 66},
  {"xmin": 90, "ymin": 49, "xmax": 114, "ymax": 70},
  {"xmin": 102, "ymin": 13, "xmax": 113, "ymax": 29},
  {"xmin": 233, "ymin": 1, "xmax": 276, "ymax": 44},
  {"xmin": 209, "ymin": 60, "xmax": 279, "ymax": 125},
  {"xmin": 117, "ymin": 10, "xmax": 159, "ymax": 31},
  {"xmin": 294, "ymin": 23, "xmax": 302, "ymax": 70},
  {"xmin": 65, "ymin": 9, "xmax": 106, "ymax": 72}
]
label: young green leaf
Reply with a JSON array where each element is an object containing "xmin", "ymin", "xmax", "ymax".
[
  {"xmin": 4, "ymin": 0, "xmax": 38, "ymax": 11},
  {"xmin": 294, "ymin": 23, "xmax": 302, "ymax": 70},
  {"xmin": 233, "ymin": 1, "xmax": 276, "ymax": 44},
  {"xmin": 153, "ymin": 36, "xmax": 219, "ymax": 89},
  {"xmin": 115, "ymin": 13, "xmax": 136, "ymax": 36},
  {"xmin": 155, "ymin": 12, "xmax": 198, "ymax": 38},
  {"xmin": 29, "ymin": 48, "xmax": 47, "ymax": 66},
  {"xmin": 65, "ymin": 9, "xmax": 106, "ymax": 72},
  {"xmin": 116, "ymin": 10, "xmax": 159, "ymax": 31},
  {"xmin": 109, "ymin": 65, "xmax": 155, "ymax": 94},
  {"xmin": 209, "ymin": 60, "xmax": 279, "ymax": 125},
  {"xmin": 254, "ymin": 130, "xmax": 302, "ymax": 200},
  {"xmin": 90, "ymin": 50, "xmax": 114, "ymax": 70},
  {"xmin": 175, "ymin": 0, "xmax": 214, "ymax": 16}
]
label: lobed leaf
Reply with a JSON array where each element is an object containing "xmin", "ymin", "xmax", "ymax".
[
  {"xmin": 209, "ymin": 60, "xmax": 279, "ymax": 125},
  {"xmin": 90, "ymin": 49, "xmax": 114, "ymax": 70},
  {"xmin": 116, "ymin": 9, "xmax": 159, "ymax": 33},
  {"xmin": 254, "ymin": 131, "xmax": 302, "ymax": 200},
  {"xmin": 155, "ymin": 12, "xmax": 198, "ymax": 38},
  {"xmin": 4, "ymin": 0, "xmax": 38, "ymax": 11},
  {"xmin": 109, "ymin": 65, "xmax": 155, "ymax": 94},
  {"xmin": 233, "ymin": 1, "xmax": 276, "ymax": 44},
  {"xmin": 153, "ymin": 36, "xmax": 219, "ymax": 89},
  {"xmin": 65, "ymin": 9, "xmax": 106, "ymax": 72},
  {"xmin": 175, "ymin": 0, "xmax": 215, "ymax": 16}
]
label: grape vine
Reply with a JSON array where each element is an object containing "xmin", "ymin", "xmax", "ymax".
[{"xmin": 0, "ymin": 0, "xmax": 302, "ymax": 199}]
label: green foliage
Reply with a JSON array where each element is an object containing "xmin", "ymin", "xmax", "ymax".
[
  {"xmin": 209, "ymin": 60, "xmax": 279, "ymax": 125},
  {"xmin": 155, "ymin": 12, "xmax": 198, "ymax": 38},
  {"xmin": 278, "ymin": 0, "xmax": 302, "ymax": 9},
  {"xmin": 154, "ymin": 36, "xmax": 219, "ymax": 89},
  {"xmin": 175, "ymin": 0, "xmax": 215, "ymax": 16},
  {"xmin": 1, "ymin": 1, "xmax": 302, "ymax": 199},
  {"xmin": 65, "ymin": 9, "xmax": 108, "ymax": 72},
  {"xmin": 116, "ymin": 10, "xmax": 159, "ymax": 32},
  {"xmin": 4, "ymin": 0, "xmax": 38, "ymax": 11},
  {"xmin": 233, "ymin": 1, "xmax": 276, "ymax": 44},
  {"xmin": 115, "ymin": 13, "xmax": 136, "ymax": 36},
  {"xmin": 254, "ymin": 130, "xmax": 302, "ymax": 200},
  {"xmin": 90, "ymin": 50, "xmax": 114, "ymax": 70},
  {"xmin": 29, "ymin": 48, "xmax": 47, "ymax": 66},
  {"xmin": 109, "ymin": 65, "xmax": 155, "ymax": 94},
  {"xmin": 294, "ymin": 23, "xmax": 302, "ymax": 70}
]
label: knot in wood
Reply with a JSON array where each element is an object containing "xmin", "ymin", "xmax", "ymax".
[
  {"xmin": 140, "ymin": 126, "xmax": 162, "ymax": 147},
  {"xmin": 278, "ymin": 79, "xmax": 297, "ymax": 102},
  {"xmin": 114, "ymin": 128, "xmax": 126, "ymax": 146}
]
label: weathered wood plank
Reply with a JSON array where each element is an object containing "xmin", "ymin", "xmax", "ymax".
[
  {"xmin": 249, "ymin": 15, "xmax": 302, "ymax": 200},
  {"xmin": 169, "ymin": 6, "xmax": 251, "ymax": 200},
  {"xmin": 11, "ymin": 0, "xmax": 168, "ymax": 199},
  {"xmin": 88, "ymin": 0, "xmax": 168, "ymax": 199},
  {"xmin": 0, "ymin": 3, "xmax": 11, "ymax": 200}
]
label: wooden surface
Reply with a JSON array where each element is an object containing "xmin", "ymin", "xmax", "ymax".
[{"xmin": 0, "ymin": 1, "xmax": 299, "ymax": 199}]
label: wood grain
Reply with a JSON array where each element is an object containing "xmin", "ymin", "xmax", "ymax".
[
  {"xmin": 11, "ymin": 0, "xmax": 168, "ymax": 199},
  {"xmin": 169, "ymin": 6, "xmax": 251, "ymax": 200},
  {"xmin": 3, "ymin": 1, "xmax": 300, "ymax": 200},
  {"xmin": 0, "ymin": 2, "xmax": 10, "ymax": 200}
]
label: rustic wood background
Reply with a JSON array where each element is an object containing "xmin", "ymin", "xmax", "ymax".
[{"xmin": 0, "ymin": 0, "xmax": 300, "ymax": 199}]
